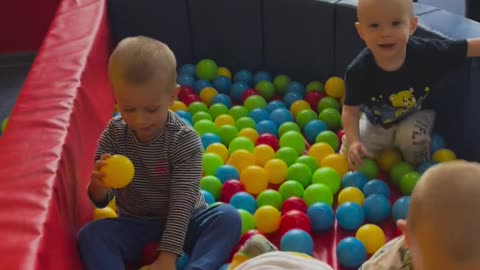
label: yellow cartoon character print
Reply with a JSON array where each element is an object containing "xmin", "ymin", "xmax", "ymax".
[{"xmin": 389, "ymin": 88, "xmax": 416, "ymax": 118}]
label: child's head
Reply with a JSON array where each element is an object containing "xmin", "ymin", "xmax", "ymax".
[
  {"xmin": 108, "ymin": 36, "xmax": 179, "ymax": 142},
  {"xmin": 355, "ymin": 0, "xmax": 418, "ymax": 69},
  {"xmin": 397, "ymin": 161, "xmax": 480, "ymax": 270}
]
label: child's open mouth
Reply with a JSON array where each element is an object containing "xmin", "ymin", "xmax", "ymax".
[{"xmin": 379, "ymin": 43, "xmax": 395, "ymax": 49}]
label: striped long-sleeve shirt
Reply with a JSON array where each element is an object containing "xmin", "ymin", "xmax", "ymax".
[{"xmin": 90, "ymin": 111, "xmax": 207, "ymax": 255}]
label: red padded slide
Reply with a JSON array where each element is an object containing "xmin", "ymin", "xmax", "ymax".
[{"xmin": 0, "ymin": 0, "xmax": 113, "ymax": 269}]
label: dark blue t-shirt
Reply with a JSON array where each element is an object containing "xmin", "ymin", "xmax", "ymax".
[{"xmin": 343, "ymin": 37, "xmax": 467, "ymax": 126}]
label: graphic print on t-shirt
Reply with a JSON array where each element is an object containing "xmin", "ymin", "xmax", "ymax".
[{"xmin": 365, "ymin": 86, "xmax": 430, "ymax": 125}]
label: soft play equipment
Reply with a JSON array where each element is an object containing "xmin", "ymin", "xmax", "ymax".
[{"xmin": 0, "ymin": 0, "xmax": 479, "ymax": 269}]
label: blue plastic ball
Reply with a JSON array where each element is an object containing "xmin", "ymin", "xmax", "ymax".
[
  {"xmin": 177, "ymin": 74, "xmax": 195, "ymax": 87},
  {"xmin": 230, "ymin": 82, "xmax": 250, "ymax": 102},
  {"xmin": 392, "ymin": 196, "xmax": 411, "ymax": 222},
  {"xmin": 201, "ymin": 190, "xmax": 215, "ymax": 205},
  {"xmin": 283, "ymin": 92, "xmax": 303, "ymax": 108},
  {"xmin": 304, "ymin": 120, "xmax": 328, "ymax": 144},
  {"xmin": 194, "ymin": 80, "xmax": 212, "ymax": 94},
  {"xmin": 336, "ymin": 202, "xmax": 365, "ymax": 231},
  {"xmin": 253, "ymin": 71, "xmax": 272, "ymax": 85},
  {"xmin": 363, "ymin": 179, "xmax": 390, "ymax": 198},
  {"xmin": 179, "ymin": 64, "xmax": 196, "ymax": 77},
  {"xmin": 337, "ymin": 237, "xmax": 367, "ymax": 268},
  {"xmin": 280, "ymin": 229, "xmax": 314, "ymax": 255},
  {"xmin": 256, "ymin": 120, "xmax": 278, "ymax": 136},
  {"xmin": 211, "ymin": 94, "xmax": 232, "ymax": 108},
  {"xmin": 341, "ymin": 171, "xmax": 368, "ymax": 190},
  {"xmin": 234, "ymin": 69, "xmax": 253, "ymax": 86},
  {"xmin": 230, "ymin": 192, "xmax": 257, "ymax": 214},
  {"xmin": 201, "ymin": 133, "xmax": 221, "ymax": 149},
  {"xmin": 417, "ymin": 160, "xmax": 437, "ymax": 174},
  {"xmin": 175, "ymin": 110, "xmax": 192, "ymax": 122},
  {"xmin": 307, "ymin": 203, "xmax": 335, "ymax": 232},
  {"xmin": 363, "ymin": 194, "xmax": 391, "ymax": 223},
  {"xmin": 249, "ymin": 108, "xmax": 270, "ymax": 123},
  {"xmin": 213, "ymin": 76, "xmax": 232, "ymax": 94},
  {"xmin": 182, "ymin": 118, "xmax": 193, "ymax": 126},
  {"xmin": 215, "ymin": 165, "xmax": 240, "ymax": 184},
  {"xmin": 285, "ymin": 81, "xmax": 305, "ymax": 95},
  {"xmin": 269, "ymin": 108, "xmax": 294, "ymax": 127},
  {"xmin": 431, "ymin": 133, "xmax": 446, "ymax": 153},
  {"xmin": 266, "ymin": 100, "xmax": 287, "ymax": 113},
  {"xmin": 176, "ymin": 254, "xmax": 190, "ymax": 270}
]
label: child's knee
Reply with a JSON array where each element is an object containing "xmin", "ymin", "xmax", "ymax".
[
  {"xmin": 215, "ymin": 204, "xmax": 242, "ymax": 240},
  {"xmin": 77, "ymin": 220, "xmax": 110, "ymax": 250}
]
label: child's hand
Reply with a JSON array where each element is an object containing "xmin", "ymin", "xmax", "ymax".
[
  {"xmin": 90, "ymin": 154, "xmax": 111, "ymax": 188},
  {"xmin": 348, "ymin": 141, "xmax": 370, "ymax": 169}
]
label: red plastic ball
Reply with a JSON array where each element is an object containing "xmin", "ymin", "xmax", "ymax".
[
  {"xmin": 279, "ymin": 210, "xmax": 312, "ymax": 237},
  {"xmin": 256, "ymin": 133, "xmax": 279, "ymax": 151},
  {"xmin": 241, "ymin": 88, "xmax": 259, "ymax": 103},
  {"xmin": 182, "ymin": 94, "xmax": 201, "ymax": 106},
  {"xmin": 178, "ymin": 86, "xmax": 195, "ymax": 100},
  {"xmin": 304, "ymin": 91, "xmax": 326, "ymax": 112},
  {"xmin": 281, "ymin": 197, "xmax": 308, "ymax": 214},
  {"xmin": 337, "ymin": 129, "xmax": 345, "ymax": 142},
  {"xmin": 221, "ymin": 180, "xmax": 245, "ymax": 203}
]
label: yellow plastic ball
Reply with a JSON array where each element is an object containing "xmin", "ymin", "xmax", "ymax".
[
  {"xmin": 253, "ymin": 144, "xmax": 275, "ymax": 166},
  {"xmin": 338, "ymin": 187, "xmax": 365, "ymax": 206},
  {"xmin": 324, "ymin": 76, "xmax": 345, "ymax": 98},
  {"xmin": 432, "ymin": 148, "xmax": 456, "ymax": 163},
  {"xmin": 254, "ymin": 205, "xmax": 281, "ymax": 234},
  {"xmin": 264, "ymin": 159, "xmax": 288, "ymax": 185},
  {"xmin": 214, "ymin": 114, "xmax": 235, "ymax": 127},
  {"xmin": 240, "ymin": 165, "xmax": 269, "ymax": 195},
  {"xmin": 320, "ymin": 153, "xmax": 349, "ymax": 177},
  {"xmin": 170, "ymin": 100, "xmax": 187, "ymax": 112},
  {"xmin": 238, "ymin": 128, "xmax": 259, "ymax": 144},
  {"xmin": 377, "ymin": 148, "xmax": 402, "ymax": 172},
  {"xmin": 356, "ymin": 224, "xmax": 386, "ymax": 254},
  {"xmin": 206, "ymin": 143, "xmax": 229, "ymax": 162},
  {"xmin": 227, "ymin": 150, "xmax": 256, "ymax": 173},
  {"xmin": 101, "ymin": 155, "xmax": 135, "ymax": 188},
  {"xmin": 199, "ymin": 87, "xmax": 218, "ymax": 106},
  {"xmin": 217, "ymin": 67, "xmax": 232, "ymax": 79},
  {"xmin": 308, "ymin": 143, "xmax": 335, "ymax": 167},
  {"xmin": 107, "ymin": 197, "xmax": 117, "ymax": 213},
  {"xmin": 93, "ymin": 207, "xmax": 118, "ymax": 220},
  {"xmin": 290, "ymin": 100, "xmax": 311, "ymax": 117}
]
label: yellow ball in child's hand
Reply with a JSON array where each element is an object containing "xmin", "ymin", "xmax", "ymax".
[
  {"xmin": 107, "ymin": 197, "xmax": 117, "ymax": 212},
  {"xmin": 101, "ymin": 155, "xmax": 135, "ymax": 188},
  {"xmin": 93, "ymin": 207, "xmax": 117, "ymax": 220}
]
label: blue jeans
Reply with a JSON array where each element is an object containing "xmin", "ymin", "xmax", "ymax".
[{"xmin": 78, "ymin": 204, "xmax": 242, "ymax": 270}]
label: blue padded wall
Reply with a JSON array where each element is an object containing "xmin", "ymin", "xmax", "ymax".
[
  {"xmin": 188, "ymin": 0, "xmax": 263, "ymax": 72},
  {"xmin": 263, "ymin": 0, "xmax": 338, "ymax": 84},
  {"xmin": 107, "ymin": 0, "xmax": 193, "ymax": 66}
]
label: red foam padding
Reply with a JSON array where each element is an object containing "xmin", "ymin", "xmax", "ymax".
[{"xmin": 0, "ymin": 0, "xmax": 114, "ymax": 269}]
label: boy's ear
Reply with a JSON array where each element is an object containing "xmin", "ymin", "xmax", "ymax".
[
  {"xmin": 169, "ymin": 84, "xmax": 180, "ymax": 106},
  {"xmin": 355, "ymin": 22, "xmax": 365, "ymax": 41},
  {"xmin": 410, "ymin": 16, "xmax": 419, "ymax": 35},
  {"xmin": 396, "ymin": 219, "xmax": 411, "ymax": 248}
]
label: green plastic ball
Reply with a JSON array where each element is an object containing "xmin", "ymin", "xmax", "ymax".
[
  {"xmin": 278, "ymin": 122, "xmax": 301, "ymax": 137},
  {"xmin": 279, "ymin": 131, "xmax": 306, "ymax": 155},
  {"xmin": 315, "ymin": 130, "xmax": 340, "ymax": 151},
  {"xmin": 209, "ymin": 103, "xmax": 229, "ymax": 119},
  {"xmin": 273, "ymin": 75, "xmax": 291, "ymax": 95},
  {"xmin": 229, "ymin": 136, "xmax": 254, "ymax": 153},
  {"xmin": 318, "ymin": 108, "xmax": 342, "ymax": 130},
  {"xmin": 303, "ymin": 183, "xmax": 333, "ymax": 207},
  {"xmin": 279, "ymin": 180, "xmax": 305, "ymax": 200},
  {"xmin": 255, "ymin": 81, "xmax": 275, "ymax": 100},
  {"xmin": 400, "ymin": 171, "xmax": 421, "ymax": 195},
  {"xmin": 390, "ymin": 162, "xmax": 414, "ymax": 186},
  {"xmin": 238, "ymin": 209, "xmax": 255, "ymax": 234},
  {"xmin": 306, "ymin": 81, "xmax": 324, "ymax": 93},
  {"xmin": 287, "ymin": 163, "xmax": 312, "ymax": 188},
  {"xmin": 229, "ymin": 105, "xmax": 249, "ymax": 120},
  {"xmin": 257, "ymin": 189, "xmax": 283, "ymax": 209},
  {"xmin": 312, "ymin": 167, "xmax": 341, "ymax": 194},
  {"xmin": 356, "ymin": 158, "xmax": 379, "ymax": 180},
  {"xmin": 194, "ymin": 119, "xmax": 217, "ymax": 136},
  {"xmin": 192, "ymin": 111, "xmax": 213, "ymax": 124},
  {"xmin": 275, "ymin": 147, "xmax": 299, "ymax": 166},
  {"xmin": 295, "ymin": 155, "xmax": 318, "ymax": 175},
  {"xmin": 200, "ymin": 175, "xmax": 222, "ymax": 199},
  {"xmin": 196, "ymin": 59, "xmax": 218, "ymax": 81},
  {"xmin": 244, "ymin": 95, "xmax": 267, "ymax": 112},
  {"xmin": 217, "ymin": 125, "xmax": 239, "ymax": 146},
  {"xmin": 295, "ymin": 109, "xmax": 318, "ymax": 130},
  {"xmin": 317, "ymin": 97, "xmax": 340, "ymax": 112},
  {"xmin": 188, "ymin": 101, "xmax": 208, "ymax": 115},
  {"xmin": 235, "ymin": 117, "xmax": 256, "ymax": 131}
]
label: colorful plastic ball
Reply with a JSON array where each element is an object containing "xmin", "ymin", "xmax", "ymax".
[
  {"xmin": 303, "ymin": 183, "xmax": 334, "ymax": 207},
  {"xmin": 238, "ymin": 209, "xmax": 255, "ymax": 234},
  {"xmin": 295, "ymin": 155, "xmax": 318, "ymax": 175},
  {"xmin": 256, "ymin": 120, "xmax": 278, "ymax": 136},
  {"xmin": 363, "ymin": 179, "xmax": 390, "ymax": 198},
  {"xmin": 227, "ymin": 150, "xmax": 255, "ymax": 173},
  {"xmin": 311, "ymin": 167, "xmax": 341, "ymax": 194},
  {"xmin": 355, "ymin": 224, "xmax": 386, "ymax": 254},
  {"xmin": 417, "ymin": 160, "xmax": 437, "ymax": 174},
  {"xmin": 182, "ymin": 94, "xmax": 201, "ymax": 106},
  {"xmin": 295, "ymin": 109, "xmax": 318, "ymax": 130},
  {"xmin": 200, "ymin": 175, "xmax": 222, "ymax": 200},
  {"xmin": 275, "ymin": 147, "xmax": 298, "ymax": 166},
  {"xmin": 229, "ymin": 136, "xmax": 255, "ymax": 153},
  {"xmin": 255, "ymin": 80, "xmax": 275, "ymax": 100},
  {"xmin": 177, "ymin": 74, "xmax": 195, "ymax": 87},
  {"xmin": 230, "ymin": 82, "xmax": 250, "ymax": 102},
  {"xmin": 213, "ymin": 76, "xmax": 232, "ymax": 94},
  {"xmin": 318, "ymin": 108, "xmax": 342, "ymax": 130},
  {"xmin": 201, "ymin": 133, "xmax": 221, "ymax": 149},
  {"xmin": 214, "ymin": 114, "xmax": 235, "ymax": 127},
  {"xmin": 179, "ymin": 63, "xmax": 196, "ymax": 76},
  {"xmin": 199, "ymin": 87, "xmax": 218, "ymax": 106},
  {"xmin": 264, "ymin": 159, "xmax": 288, "ymax": 184},
  {"xmin": 315, "ymin": 130, "xmax": 339, "ymax": 151},
  {"xmin": 304, "ymin": 120, "xmax": 328, "ymax": 145},
  {"xmin": 356, "ymin": 158, "xmax": 379, "ymax": 179},
  {"xmin": 249, "ymin": 108, "xmax": 270, "ymax": 123},
  {"xmin": 324, "ymin": 76, "xmax": 345, "ymax": 98},
  {"xmin": 279, "ymin": 180, "xmax": 305, "ymax": 200},
  {"xmin": 390, "ymin": 162, "xmax": 414, "ymax": 186},
  {"xmin": 196, "ymin": 59, "xmax": 218, "ymax": 81},
  {"xmin": 287, "ymin": 163, "xmax": 312, "ymax": 188},
  {"xmin": 308, "ymin": 203, "xmax": 335, "ymax": 232},
  {"xmin": 400, "ymin": 171, "xmax": 421, "ymax": 195},
  {"xmin": 241, "ymin": 88, "xmax": 260, "ymax": 103},
  {"xmin": 337, "ymin": 237, "xmax": 367, "ymax": 268},
  {"xmin": 285, "ymin": 81, "xmax": 305, "ymax": 95},
  {"xmin": 230, "ymin": 192, "xmax": 257, "ymax": 214},
  {"xmin": 376, "ymin": 148, "xmax": 402, "ymax": 172},
  {"xmin": 281, "ymin": 197, "xmax": 308, "ymax": 214},
  {"xmin": 279, "ymin": 131, "xmax": 306, "ymax": 155},
  {"xmin": 235, "ymin": 116, "xmax": 256, "ymax": 131},
  {"xmin": 211, "ymin": 93, "xmax": 232, "ymax": 108},
  {"xmin": 178, "ymin": 86, "xmax": 195, "ymax": 100},
  {"xmin": 304, "ymin": 91, "xmax": 326, "ymax": 111},
  {"xmin": 253, "ymin": 71, "xmax": 272, "ymax": 85},
  {"xmin": 215, "ymin": 165, "xmax": 240, "ymax": 184},
  {"xmin": 201, "ymin": 190, "xmax": 215, "ymax": 205},
  {"xmin": 432, "ymin": 148, "xmax": 456, "ymax": 162},
  {"xmin": 101, "ymin": 155, "xmax": 135, "ymax": 189},
  {"xmin": 209, "ymin": 103, "xmax": 229, "ymax": 119},
  {"xmin": 238, "ymin": 128, "xmax": 259, "ymax": 144},
  {"xmin": 308, "ymin": 143, "xmax": 335, "ymax": 166},
  {"xmin": 279, "ymin": 210, "xmax": 312, "ymax": 236},
  {"xmin": 280, "ymin": 229, "xmax": 314, "ymax": 255},
  {"xmin": 430, "ymin": 133, "xmax": 446, "ymax": 153},
  {"xmin": 257, "ymin": 189, "xmax": 283, "ymax": 209},
  {"xmin": 240, "ymin": 165, "xmax": 269, "ymax": 195},
  {"xmin": 239, "ymin": 229, "xmax": 262, "ymax": 246},
  {"xmin": 341, "ymin": 172, "xmax": 368, "ymax": 190},
  {"xmin": 336, "ymin": 202, "xmax": 365, "ymax": 231},
  {"xmin": 194, "ymin": 80, "xmax": 212, "ymax": 94},
  {"xmin": 363, "ymin": 194, "xmax": 391, "ymax": 223},
  {"xmin": 188, "ymin": 101, "xmax": 209, "ymax": 115},
  {"xmin": 234, "ymin": 69, "xmax": 253, "ymax": 86},
  {"xmin": 206, "ymin": 143, "xmax": 229, "ymax": 162},
  {"xmin": 254, "ymin": 205, "xmax": 281, "ymax": 234},
  {"xmin": 170, "ymin": 100, "xmax": 188, "ymax": 112},
  {"xmin": 283, "ymin": 92, "xmax": 303, "ymax": 108},
  {"xmin": 270, "ymin": 108, "xmax": 294, "ymax": 127},
  {"xmin": 244, "ymin": 95, "xmax": 267, "ymax": 112},
  {"xmin": 317, "ymin": 96, "xmax": 340, "ymax": 112},
  {"xmin": 278, "ymin": 122, "xmax": 301, "ymax": 137},
  {"xmin": 256, "ymin": 133, "xmax": 279, "ymax": 151},
  {"xmin": 176, "ymin": 110, "xmax": 192, "ymax": 122},
  {"xmin": 306, "ymin": 80, "xmax": 324, "ymax": 93},
  {"xmin": 290, "ymin": 100, "xmax": 311, "ymax": 118},
  {"xmin": 253, "ymin": 144, "xmax": 275, "ymax": 167},
  {"xmin": 273, "ymin": 75, "xmax": 291, "ymax": 95},
  {"xmin": 217, "ymin": 125, "xmax": 238, "ymax": 146},
  {"xmin": 320, "ymin": 153, "xmax": 349, "ymax": 177},
  {"xmin": 338, "ymin": 187, "xmax": 365, "ymax": 206},
  {"xmin": 192, "ymin": 111, "xmax": 213, "ymax": 124},
  {"xmin": 392, "ymin": 196, "xmax": 411, "ymax": 222},
  {"xmin": 217, "ymin": 66, "xmax": 232, "ymax": 79},
  {"xmin": 221, "ymin": 179, "xmax": 245, "ymax": 203},
  {"xmin": 266, "ymin": 100, "xmax": 287, "ymax": 113}
]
